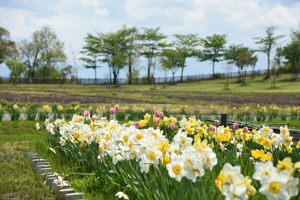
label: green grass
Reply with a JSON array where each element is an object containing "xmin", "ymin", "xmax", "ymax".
[
  {"xmin": 0, "ymin": 121, "xmax": 112, "ymax": 200},
  {"xmin": 0, "ymin": 121, "xmax": 54, "ymax": 199},
  {"xmin": 250, "ymin": 119, "xmax": 300, "ymax": 129}
]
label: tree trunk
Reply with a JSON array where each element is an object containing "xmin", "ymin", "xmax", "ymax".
[
  {"xmin": 266, "ymin": 53, "xmax": 270, "ymax": 79},
  {"xmin": 128, "ymin": 57, "xmax": 132, "ymax": 84},
  {"xmin": 108, "ymin": 65, "xmax": 112, "ymax": 84},
  {"xmin": 113, "ymin": 69, "xmax": 118, "ymax": 85},
  {"xmin": 94, "ymin": 68, "xmax": 97, "ymax": 84},
  {"xmin": 43, "ymin": 66, "xmax": 46, "ymax": 78},
  {"xmin": 172, "ymin": 71, "xmax": 175, "ymax": 85},
  {"xmin": 147, "ymin": 58, "xmax": 152, "ymax": 84},
  {"xmin": 180, "ymin": 66, "xmax": 184, "ymax": 82},
  {"xmin": 212, "ymin": 61, "xmax": 215, "ymax": 77}
]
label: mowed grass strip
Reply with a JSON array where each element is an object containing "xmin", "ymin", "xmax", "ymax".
[
  {"xmin": 0, "ymin": 121, "xmax": 54, "ymax": 199},
  {"xmin": 0, "ymin": 75, "xmax": 299, "ymax": 95}
]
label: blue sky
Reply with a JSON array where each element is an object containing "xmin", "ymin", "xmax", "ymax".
[{"xmin": 0, "ymin": 0, "xmax": 300, "ymax": 78}]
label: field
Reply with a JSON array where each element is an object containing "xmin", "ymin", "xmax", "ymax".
[{"xmin": 1, "ymin": 75, "xmax": 300, "ymax": 106}]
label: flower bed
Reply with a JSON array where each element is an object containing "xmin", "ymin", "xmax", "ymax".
[
  {"xmin": 1, "ymin": 102, "xmax": 300, "ymax": 124},
  {"xmin": 42, "ymin": 109, "xmax": 300, "ymax": 200}
]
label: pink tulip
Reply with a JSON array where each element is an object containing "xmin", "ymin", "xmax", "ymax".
[
  {"xmin": 243, "ymin": 127, "xmax": 249, "ymax": 133},
  {"xmin": 158, "ymin": 111, "xmax": 164, "ymax": 119},
  {"xmin": 169, "ymin": 123, "xmax": 176, "ymax": 130},
  {"xmin": 114, "ymin": 105, "xmax": 120, "ymax": 112},
  {"xmin": 109, "ymin": 107, "xmax": 117, "ymax": 115},
  {"xmin": 154, "ymin": 111, "xmax": 159, "ymax": 117},
  {"xmin": 155, "ymin": 117, "xmax": 160, "ymax": 124},
  {"xmin": 209, "ymin": 126, "xmax": 216, "ymax": 133},
  {"xmin": 83, "ymin": 111, "xmax": 89, "ymax": 118},
  {"xmin": 134, "ymin": 121, "xmax": 140, "ymax": 129},
  {"xmin": 232, "ymin": 122, "xmax": 239, "ymax": 129},
  {"xmin": 214, "ymin": 120, "xmax": 220, "ymax": 127},
  {"xmin": 92, "ymin": 115, "xmax": 97, "ymax": 122}
]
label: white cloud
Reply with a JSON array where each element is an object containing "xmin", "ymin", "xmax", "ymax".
[
  {"xmin": 78, "ymin": 0, "xmax": 109, "ymax": 16},
  {"xmin": 208, "ymin": 0, "xmax": 300, "ymax": 31}
]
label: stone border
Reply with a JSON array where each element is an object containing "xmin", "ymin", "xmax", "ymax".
[{"xmin": 26, "ymin": 151, "xmax": 84, "ymax": 200}]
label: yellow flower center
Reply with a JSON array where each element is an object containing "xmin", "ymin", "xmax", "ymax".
[
  {"xmin": 282, "ymin": 128, "xmax": 286, "ymax": 133},
  {"xmin": 147, "ymin": 151, "xmax": 157, "ymax": 161},
  {"xmin": 75, "ymin": 131, "xmax": 82, "ymax": 140},
  {"xmin": 96, "ymin": 137, "xmax": 102, "ymax": 143},
  {"xmin": 87, "ymin": 133, "xmax": 92, "ymax": 140},
  {"xmin": 123, "ymin": 135, "xmax": 129, "ymax": 143},
  {"xmin": 172, "ymin": 164, "xmax": 182, "ymax": 175},
  {"xmin": 136, "ymin": 133, "xmax": 144, "ymax": 140},
  {"xmin": 128, "ymin": 141, "xmax": 134, "ymax": 148},
  {"xmin": 268, "ymin": 181, "xmax": 281, "ymax": 194},
  {"xmin": 163, "ymin": 154, "xmax": 171, "ymax": 165}
]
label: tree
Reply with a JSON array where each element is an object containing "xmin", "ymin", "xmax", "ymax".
[
  {"xmin": 19, "ymin": 39, "xmax": 41, "ymax": 79},
  {"xmin": 224, "ymin": 44, "xmax": 257, "ymax": 84},
  {"xmin": 173, "ymin": 34, "xmax": 199, "ymax": 82},
  {"xmin": 139, "ymin": 27, "xmax": 167, "ymax": 84},
  {"xmin": 5, "ymin": 59, "xmax": 25, "ymax": 78},
  {"xmin": 127, "ymin": 68, "xmax": 140, "ymax": 83},
  {"xmin": 273, "ymin": 47, "xmax": 284, "ymax": 78},
  {"xmin": 120, "ymin": 26, "xmax": 139, "ymax": 84},
  {"xmin": 100, "ymin": 31, "xmax": 128, "ymax": 85},
  {"xmin": 199, "ymin": 34, "xmax": 226, "ymax": 76},
  {"xmin": 84, "ymin": 29, "xmax": 129, "ymax": 85},
  {"xmin": 160, "ymin": 48, "xmax": 183, "ymax": 85},
  {"xmin": 19, "ymin": 26, "xmax": 66, "ymax": 79},
  {"xmin": 81, "ymin": 34, "xmax": 102, "ymax": 83},
  {"xmin": 60, "ymin": 65, "xmax": 74, "ymax": 79},
  {"xmin": 0, "ymin": 26, "xmax": 17, "ymax": 64},
  {"xmin": 38, "ymin": 26, "xmax": 66, "ymax": 78},
  {"xmin": 236, "ymin": 47, "xmax": 257, "ymax": 85},
  {"xmin": 254, "ymin": 26, "xmax": 284, "ymax": 79},
  {"xmin": 282, "ymin": 31, "xmax": 300, "ymax": 80}
]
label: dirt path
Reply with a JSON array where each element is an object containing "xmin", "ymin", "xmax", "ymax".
[{"xmin": 0, "ymin": 92, "xmax": 167, "ymax": 104}]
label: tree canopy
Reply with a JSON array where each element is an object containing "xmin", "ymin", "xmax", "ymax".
[
  {"xmin": 0, "ymin": 26, "xmax": 17, "ymax": 64},
  {"xmin": 199, "ymin": 34, "xmax": 226, "ymax": 75}
]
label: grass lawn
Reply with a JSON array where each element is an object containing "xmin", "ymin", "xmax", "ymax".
[
  {"xmin": 0, "ymin": 121, "xmax": 114, "ymax": 200},
  {"xmin": 0, "ymin": 121, "xmax": 54, "ymax": 199}
]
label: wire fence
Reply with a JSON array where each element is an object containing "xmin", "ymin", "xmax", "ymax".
[{"xmin": 0, "ymin": 68, "xmax": 296, "ymax": 85}]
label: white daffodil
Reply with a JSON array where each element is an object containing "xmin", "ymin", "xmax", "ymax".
[
  {"xmin": 259, "ymin": 172, "xmax": 290, "ymax": 200},
  {"xmin": 270, "ymin": 133, "xmax": 282, "ymax": 148},
  {"xmin": 46, "ymin": 123, "xmax": 55, "ymax": 135},
  {"xmin": 167, "ymin": 155, "xmax": 187, "ymax": 182},
  {"xmin": 198, "ymin": 147, "xmax": 217, "ymax": 170},
  {"xmin": 53, "ymin": 176, "xmax": 68, "ymax": 187},
  {"xmin": 181, "ymin": 147, "xmax": 204, "ymax": 182},
  {"xmin": 216, "ymin": 163, "xmax": 252, "ymax": 200},
  {"xmin": 286, "ymin": 176, "xmax": 299, "ymax": 198},
  {"xmin": 173, "ymin": 132, "xmax": 193, "ymax": 150},
  {"xmin": 280, "ymin": 125, "xmax": 290, "ymax": 138},
  {"xmin": 260, "ymin": 125, "xmax": 273, "ymax": 137},
  {"xmin": 115, "ymin": 191, "xmax": 129, "ymax": 200},
  {"xmin": 36, "ymin": 122, "xmax": 41, "ymax": 130},
  {"xmin": 253, "ymin": 161, "xmax": 277, "ymax": 182}
]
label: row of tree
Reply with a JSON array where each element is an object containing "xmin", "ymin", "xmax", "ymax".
[
  {"xmin": 81, "ymin": 25, "xmax": 300, "ymax": 84},
  {"xmin": 1, "ymin": 25, "xmax": 300, "ymax": 84}
]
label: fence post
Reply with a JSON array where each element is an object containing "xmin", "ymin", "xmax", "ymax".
[{"xmin": 221, "ymin": 114, "xmax": 227, "ymax": 126}]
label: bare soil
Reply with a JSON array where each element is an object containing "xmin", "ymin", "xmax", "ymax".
[{"xmin": 1, "ymin": 92, "xmax": 300, "ymax": 106}]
